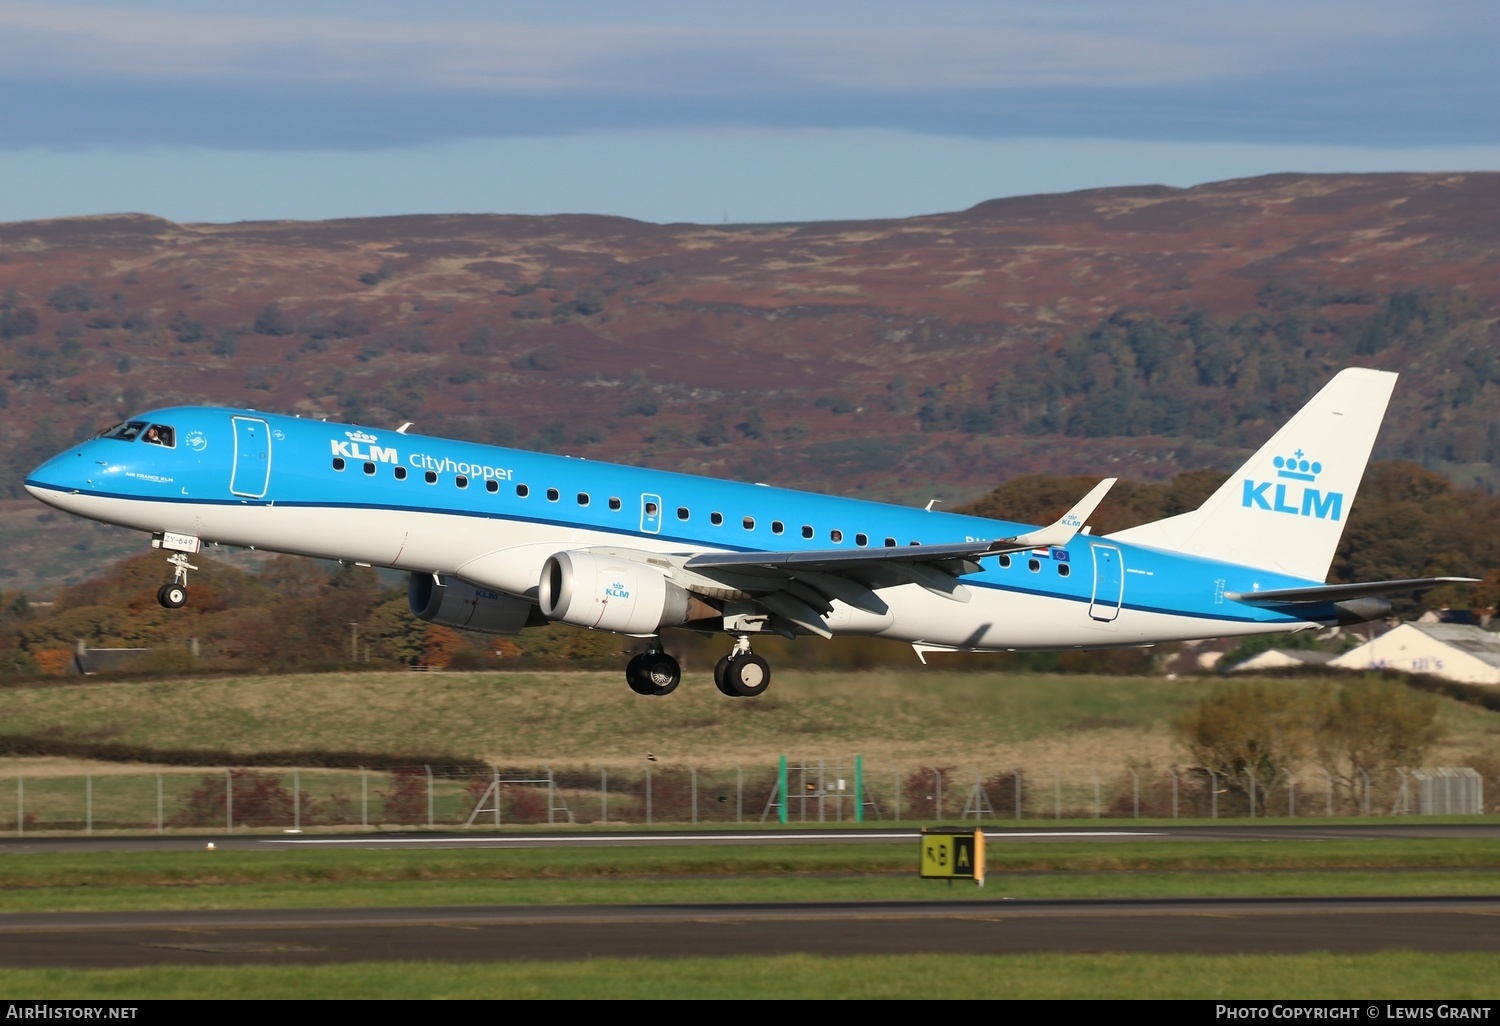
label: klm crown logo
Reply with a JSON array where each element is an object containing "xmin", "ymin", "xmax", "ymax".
[{"xmin": 1242, "ymin": 449, "xmax": 1344, "ymax": 521}]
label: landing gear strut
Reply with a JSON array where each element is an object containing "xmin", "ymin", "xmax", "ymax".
[
  {"xmin": 626, "ymin": 640, "xmax": 681, "ymax": 696},
  {"xmin": 156, "ymin": 552, "xmax": 196, "ymax": 609},
  {"xmin": 714, "ymin": 635, "xmax": 772, "ymax": 698}
]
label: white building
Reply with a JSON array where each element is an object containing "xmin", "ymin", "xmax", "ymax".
[
  {"xmin": 1228, "ymin": 649, "xmax": 1339, "ymax": 673},
  {"xmin": 1329, "ymin": 622, "xmax": 1500, "ymax": 685}
]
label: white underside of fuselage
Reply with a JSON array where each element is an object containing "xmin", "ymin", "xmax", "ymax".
[{"xmin": 30, "ymin": 486, "xmax": 1307, "ymax": 651}]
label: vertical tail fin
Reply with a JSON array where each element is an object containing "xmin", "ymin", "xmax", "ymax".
[{"xmin": 1108, "ymin": 368, "xmax": 1397, "ymax": 581}]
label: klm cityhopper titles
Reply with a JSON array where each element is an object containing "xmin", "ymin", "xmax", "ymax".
[{"xmin": 25, "ymin": 368, "xmax": 1476, "ymax": 698}]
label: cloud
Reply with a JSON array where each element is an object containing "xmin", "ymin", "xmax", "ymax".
[{"xmin": 0, "ymin": 1, "xmax": 1492, "ymax": 149}]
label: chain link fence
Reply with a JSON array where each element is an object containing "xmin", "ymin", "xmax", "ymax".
[{"xmin": 2, "ymin": 760, "xmax": 1489, "ymax": 834}]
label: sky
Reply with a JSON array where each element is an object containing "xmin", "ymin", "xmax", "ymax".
[{"xmin": 1, "ymin": 0, "xmax": 1497, "ymax": 226}]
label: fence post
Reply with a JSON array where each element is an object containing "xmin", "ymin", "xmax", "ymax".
[
  {"xmin": 1091, "ymin": 768, "xmax": 1101, "ymax": 818},
  {"xmin": 547, "ymin": 767, "xmax": 556, "ymax": 827},
  {"xmin": 1285, "ymin": 769, "xmax": 1296, "ymax": 819},
  {"xmin": 737, "ymin": 766, "xmax": 743, "ymax": 824},
  {"xmin": 1395, "ymin": 768, "xmax": 1409, "ymax": 816},
  {"xmin": 1208, "ymin": 770, "xmax": 1218, "ymax": 820},
  {"xmin": 893, "ymin": 767, "xmax": 900, "ymax": 822},
  {"xmin": 1246, "ymin": 766, "xmax": 1257, "ymax": 819},
  {"xmin": 425, "ymin": 765, "xmax": 433, "ymax": 828},
  {"xmin": 691, "ymin": 767, "xmax": 698, "ymax": 825},
  {"xmin": 1320, "ymin": 768, "xmax": 1333, "ymax": 816},
  {"xmin": 226, "ymin": 769, "xmax": 233, "ymax": 832},
  {"xmin": 86, "ymin": 774, "xmax": 92, "ymax": 836},
  {"xmin": 157, "ymin": 773, "xmax": 163, "ymax": 834},
  {"xmin": 1054, "ymin": 772, "xmax": 1061, "ymax": 820},
  {"xmin": 1359, "ymin": 769, "xmax": 1370, "ymax": 816},
  {"xmin": 1130, "ymin": 769, "xmax": 1139, "ymax": 819},
  {"xmin": 600, "ymin": 767, "xmax": 608, "ymax": 826},
  {"xmin": 493, "ymin": 766, "xmax": 500, "ymax": 828},
  {"xmin": 853, "ymin": 756, "xmax": 862, "ymax": 824},
  {"xmin": 934, "ymin": 767, "xmax": 943, "ymax": 821},
  {"xmin": 361, "ymin": 767, "xmax": 369, "ymax": 829},
  {"xmin": 1014, "ymin": 770, "xmax": 1022, "ymax": 820},
  {"xmin": 1170, "ymin": 769, "xmax": 1178, "ymax": 819},
  {"xmin": 646, "ymin": 766, "xmax": 652, "ymax": 826},
  {"xmin": 16, "ymin": 777, "xmax": 22, "ymax": 836}
]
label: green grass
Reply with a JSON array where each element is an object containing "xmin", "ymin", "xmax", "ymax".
[
  {"xmin": 2, "ymin": 838, "xmax": 1498, "ymax": 913},
  {"xmin": 2, "ymin": 952, "xmax": 1497, "ymax": 999}
]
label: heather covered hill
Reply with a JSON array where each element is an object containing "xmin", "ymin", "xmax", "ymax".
[{"xmin": 1, "ymin": 173, "xmax": 1498, "ymax": 593}]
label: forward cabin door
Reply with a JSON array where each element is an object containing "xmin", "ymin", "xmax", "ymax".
[
  {"xmin": 230, "ymin": 416, "xmax": 272, "ymax": 498},
  {"xmin": 1088, "ymin": 543, "xmax": 1124, "ymax": 622}
]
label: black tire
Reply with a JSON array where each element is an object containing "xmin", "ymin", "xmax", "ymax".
[
  {"xmin": 630, "ymin": 653, "xmax": 681, "ymax": 696},
  {"xmin": 624, "ymin": 653, "xmax": 648, "ymax": 694},
  {"xmin": 725, "ymin": 654, "xmax": 771, "ymax": 697},
  {"xmin": 713, "ymin": 656, "xmax": 736, "ymax": 696},
  {"xmin": 158, "ymin": 583, "xmax": 187, "ymax": 609}
]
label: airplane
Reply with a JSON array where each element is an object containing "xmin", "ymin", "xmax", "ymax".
[{"xmin": 24, "ymin": 367, "xmax": 1475, "ymax": 697}]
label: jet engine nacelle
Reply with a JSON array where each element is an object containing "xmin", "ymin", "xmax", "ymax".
[
  {"xmin": 538, "ymin": 550, "xmax": 691, "ymax": 634},
  {"xmin": 408, "ymin": 572, "xmax": 542, "ymax": 635}
]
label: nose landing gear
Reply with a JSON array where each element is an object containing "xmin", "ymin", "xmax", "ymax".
[{"xmin": 157, "ymin": 552, "xmax": 196, "ymax": 609}]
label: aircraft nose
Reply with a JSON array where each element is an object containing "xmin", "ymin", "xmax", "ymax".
[{"xmin": 25, "ymin": 447, "xmax": 92, "ymax": 498}]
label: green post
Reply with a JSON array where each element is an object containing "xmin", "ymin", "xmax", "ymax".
[
  {"xmin": 778, "ymin": 755, "xmax": 788, "ymax": 825},
  {"xmin": 854, "ymin": 754, "xmax": 864, "ymax": 823}
]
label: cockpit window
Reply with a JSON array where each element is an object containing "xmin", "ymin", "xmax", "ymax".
[
  {"xmin": 143, "ymin": 424, "xmax": 175, "ymax": 447},
  {"xmin": 101, "ymin": 421, "xmax": 148, "ymax": 442}
]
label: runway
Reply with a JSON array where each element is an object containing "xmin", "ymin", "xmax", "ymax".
[
  {"xmin": 1, "ymin": 897, "xmax": 1499, "ymax": 967},
  {"xmin": 3, "ymin": 824, "xmax": 1498, "ymax": 967}
]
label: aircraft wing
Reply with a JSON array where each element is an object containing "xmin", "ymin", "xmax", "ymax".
[
  {"xmin": 667, "ymin": 478, "xmax": 1116, "ymax": 637},
  {"xmin": 684, "ymin": 477, "xmax": 1115, "ymax": 576},
  {"xmin": 1225, "ymin": 576, "xmax": 1480, "ymax": 605}
]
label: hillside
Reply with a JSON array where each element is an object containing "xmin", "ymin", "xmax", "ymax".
[{"xmin": 2, "ymin": 172, "xmax": 1498, "ymax": 594}]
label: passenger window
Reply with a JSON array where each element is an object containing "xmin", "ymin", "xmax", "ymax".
[
  {"xmin": 645, "ymin": 500, "xmax": 659, "ymax": 516},
  {"xmin": 855, "ymin": 533, "xmax": 868, "ymax": 547},
  {"xmin": 516, "ymin": 484, "xmax": 530, "ymax": 497},
  {"xmin": 1028, "ymin": 558, "xmax": 1041, "ymax": 572},
  {"xmin": 143, "ymin": 424, "xmax": 175, "ymax": 447},
  {"xmin": 608, "ymin": 497, "xmax": 621, "ymax": 511},
  {"xmin": 998, "ymin": 554, "xmax": 1011, "ymax": 568},
  {"xmin": 486, "ymin": 479, "xmax": 497, "ymax": 493},
  {"xmin": 577, "ymin": 492, "xmax": 590, "ymax": 506},
  {"xmin": 884, "ymin": 537, "xmax": 896, "ymax": 547},
  {"xmin": 676, "ymin": 507, "xmax": 689, "ymax": 520},
  {"xmin": 801, "ymin": 525, "xmax": 813, "ymax": 539},
  {"xmin": 771, "ymin": 521, "xmax": 784, "ymax": 535},
  {"xmin": 425, "ymin": 471, "xmax": 437, "ymax": 484},
  {"xmin": 710, "ymin": 512, "xmax": 723, "ymax": 526},
  {"xmin": 456, "ymin": 475, "xmax": 468, "ymax": 489},
  {"xmin": 1058, "ymin": 563, "xmax": 1071, "ymax": 578},
  {"xmin": 743, "ymin": 516, "xmax": 755, "ymax": 530},
  {"xmin": 547, "ymin": 488, "xmax": 560, "ymax": 502},
  {"xmin": 830, "ymin": 529, "xmax": 843, "ymax": 543},
  {"xmin": 394, "ymin": 466, "xmax": 407, "ymax": 481},
  {"xmin": 332, "ymin": 458, "xmax": 346, "ymax": 471},
  {"xmin": 363, "ymin": 462, "xmax": 376, "ymax": 475}
]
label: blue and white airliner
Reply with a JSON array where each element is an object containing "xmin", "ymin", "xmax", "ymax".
[{"xmin": 24, "ymin": 367, "xmax": 1474, "ymax": 697}]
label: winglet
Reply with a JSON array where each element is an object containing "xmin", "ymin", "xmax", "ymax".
[{"xmin": 1009, "ymin": 478, "xmax": 1116, "ymax": 549}]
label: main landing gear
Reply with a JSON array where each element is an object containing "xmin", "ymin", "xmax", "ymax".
[
  {"xmin": 714, "ymin": 635, "xmax": 771, "ymax": 698},
  {"xmin": 156, "ymin": 552, "xmax": 196, "ymax": 609},
  {"xmin": 626, "ymin": 643, "xmax": 681, "ymax": 696},
  {"xmin": 623, "ymin": 636, "xmax": 773, "ymax": 698}
]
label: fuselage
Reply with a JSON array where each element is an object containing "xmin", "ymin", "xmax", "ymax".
[{"xmin": 25, "ymin": 406, "xmax": 1327, "ymax": 652}]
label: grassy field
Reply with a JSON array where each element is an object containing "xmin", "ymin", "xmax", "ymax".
[
  {"xmin": 2, "ymin": 668, "xmax": 1498, "ymax": 773},
  {"xmin": 6, "ymin": 952, "xmax": 1497, "ymax": 1000}
]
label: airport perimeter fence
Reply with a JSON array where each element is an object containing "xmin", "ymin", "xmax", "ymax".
[{"xmin": 1, "ymin": 761, "xmax": 1488, "ymax": 835}]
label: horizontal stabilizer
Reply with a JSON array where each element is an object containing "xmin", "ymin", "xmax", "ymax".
[{"xmin": 1226, "ymin": 577, "xmax": 1479, "ymax": 606}]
